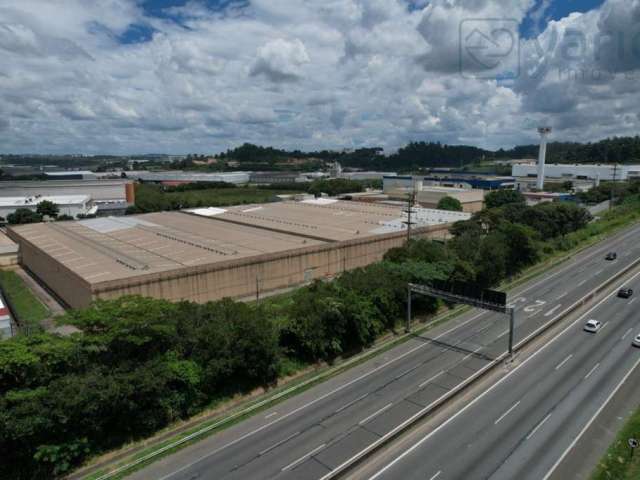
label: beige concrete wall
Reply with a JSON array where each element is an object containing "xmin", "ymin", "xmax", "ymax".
[
  {"xmin": 6, "ymin": 229, "xmax": 93, "ymax": 309},
  {"xmin": 91, "ymin": 225, "xmax": 449, "ymax": 305}
]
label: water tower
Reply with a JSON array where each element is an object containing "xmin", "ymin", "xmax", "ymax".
[{"xmin": 537, "ymin": 127, "xmax": 552, "ymax": 190}]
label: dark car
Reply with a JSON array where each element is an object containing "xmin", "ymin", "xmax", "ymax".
[
  {"xmin": 605, "ymin": 252, "xmax": 618, "ymax": 261},
  {"xmin": 618, "ymin": 288, "xmax": 634, "ymax": 298}
]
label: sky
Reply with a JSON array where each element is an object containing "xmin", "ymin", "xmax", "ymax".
[{"xmin": 2, "ymin": 0, "xmax": 639, "ymax": 155}]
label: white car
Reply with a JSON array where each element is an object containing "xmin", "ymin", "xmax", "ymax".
[
  {"xmin": 584, "ymin": 319, "xmax": 602, "ymax": 333},
  {"xmin": 632, "ymin": 334, "xmax": 640, "ymax": 348}
]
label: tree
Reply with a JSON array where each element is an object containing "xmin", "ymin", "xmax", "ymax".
[
  {"xmin": 36, "ymin": 201, "xmax": 59, "ymax": 219},
  {"xmin": 484, "ymin": 189, "xmax": 526, "ymax": 209},
  {"xmin": 437, "ymin": 196, "xmax": 463, "ymax": 212},
  {"xmin": 7, "ymin": 208, "xmax": 42, "ymax": 225}
]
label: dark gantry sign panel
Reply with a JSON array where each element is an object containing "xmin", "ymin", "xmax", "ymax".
[{"xmin": 430, "ymin": 280, "xmax": 507, "ymax": 308}]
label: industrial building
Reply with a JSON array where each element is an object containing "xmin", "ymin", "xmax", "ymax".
[
  {"xmin": 0, "ymin": 195, "xmax": 97, "ymax": 220},
  {"xmin": 0, "ymin": 179, "xmax": 135, "ymax": 216},
  {"xmin": 126, "ymin": 171, "xmax": 250, "ymax": 185},
  {"xmin": 512, "ymin": 163, "xmax": 640, "ymax": 182},
  {"xmin": 8, "ymin": 200, "xmax": 457, "ymax": 309},
  {"xmin": 0, "ymin": 231, "xmax": 18, "ymax": 267},
  {"xmin": 383, "ymin": 177, "xmax": 485, "ymax": 212}
]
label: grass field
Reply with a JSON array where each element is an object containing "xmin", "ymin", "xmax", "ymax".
[
  {"xmin": 0, "ymin": 270, "xmax": 48, "ymax": 331},
  {"xmin": 591, "ymin": 403, "xmax": 640, "ymax": 480}
]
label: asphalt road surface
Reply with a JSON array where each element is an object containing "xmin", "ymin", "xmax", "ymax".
[
  {"xmin": 127, "ymin": 224, "xmax": 640, "ymax": 480},
  {"xmin": 367, "ymin": 263, "xmax": 640, "ymax": 480}
]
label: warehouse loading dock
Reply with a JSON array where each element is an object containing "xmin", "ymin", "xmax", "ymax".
[{"xmin": 7, "ymin": 200, "xmax": 455, "ymax": 309}]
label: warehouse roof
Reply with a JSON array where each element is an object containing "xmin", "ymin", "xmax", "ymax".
[
  {"xmin": 0, "ymin": 195, "xmax": 91, "ymax": 207},
  {"xmin": 10, "ymin": 211, "xmax": 325, "ymax": 284},
  {"xmin": 187, "ymin": 200, "xmax": 409, "ymax": 242}
]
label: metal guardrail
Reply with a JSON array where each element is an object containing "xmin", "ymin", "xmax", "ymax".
[{"xmin": 319, "ymin": 255, "xmax": 640, "ymax": 480}]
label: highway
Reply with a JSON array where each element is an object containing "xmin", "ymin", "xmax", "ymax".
[
  {"xmin": 366, "ymin": 265, "xmax": 640, "ymax": 480},
  {"xmin": 126, "ymin": 223, "xmax": 640, "ymax": 480}
]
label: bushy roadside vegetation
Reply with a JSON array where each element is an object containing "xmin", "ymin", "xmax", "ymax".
[
  {"xmin": 0, "ymin": 191, "xmax": 627, "ymax": 480},
  {"xmin": 590, "ymin": 403, "xmax": 640, "ymax": 480}
]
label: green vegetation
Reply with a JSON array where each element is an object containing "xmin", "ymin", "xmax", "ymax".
[
  {"xmin": 591, "ymin": 404, "xmax": 640, "ymax": 480},
  {"xmin": 484, "ymin": 189, "xmax": 526, "ymax": 209},
  {"xmin": 307, "ymin": 178, "xmax": 364, "ymax": 197},
  {"xmin": 129, "ymin": 183, "xmax": 303, "ymax": 213},
  {"xmin": 0, "ymin": 271, "xmax": 48, "ymax": 331},
  {"xmin": 436, "ymin": 196, "xmax": 463, "ymax": 212},
  {"xmin": 7, "ymin": 208, "xmax": 42, "ymax": 225},
  {"xmin": 35, "ymin": 200, "xmax": 59, "ymax": 219}
]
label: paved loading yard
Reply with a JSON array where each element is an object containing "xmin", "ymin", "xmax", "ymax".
[{"xmin": 7, "ymin": 200, "xmax": 452, "ymax": 308}]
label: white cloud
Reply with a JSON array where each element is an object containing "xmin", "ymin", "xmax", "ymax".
[{"xmin": 0, "ymin": 0, "xmax": 639, "ymax": 154}]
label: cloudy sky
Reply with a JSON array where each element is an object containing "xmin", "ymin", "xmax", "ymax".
[{"xmin": 1, "ymin": 0, "xmax": 639, "ymax": 155}]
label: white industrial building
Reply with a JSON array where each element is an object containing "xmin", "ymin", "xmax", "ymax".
[
  {"xmin": 126, "ymin": 171, "xmax": 250, "ymax": 184},
  {"xmin": 0, "ymin": 195, "xmax": 97, "ymax": 220},
  {"xmin": 512, "ymin": 163, "xmax": 640, "ymax": 182}
]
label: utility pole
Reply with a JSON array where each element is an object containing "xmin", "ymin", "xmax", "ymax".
[
  {"xmin": 403, "ymin": 188, "xmax": 416, "ymax": 242},
  {"xmin": 610, "ymin": 163, "xmax": 618, "ymax": 211}
]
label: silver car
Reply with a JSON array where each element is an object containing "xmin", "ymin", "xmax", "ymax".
[{"xmin": 584, "ymin": 319, "xmax": 601, "ymax": 333}]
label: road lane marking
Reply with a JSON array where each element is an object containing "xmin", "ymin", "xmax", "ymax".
[
  {"xmin": 419, "ymin": 371, "xmax": 445, "ymax": 389},
  {"xmin": 584, "ymin": 363, "xmax": 600, "ymax": 380},
  {"xmin": 556, "ymin": 292, "xmax": 568, "ymax": 300},
  {"xmin": 264, "ymin": 412, "xmax": 278, "ymax": 419},
  {"xmin": 336, "ymin": 393, "xmax": 369, "ymax": 413},
  {"xmin": 395, "ymin": 365, "xmax": 420, "ymax": 380},
  {"xmin": 259, "ymin": 431, "xmax": 301, "ymax": 456},
  {"xmin": 282, "ymin": 444, "xmax": 326, "ymax": 471},
  {"xmin": 542, "ymin": 355, "xmax": 640, "ymax": 480},
  {"xmin": 577, "ymin": 279, "xmax": 588, "ymax": 286},
  {"xmin": 429, "ymin": 471, "xmax": 442, "ymax": 480},
  {"xmin": 544, "ymin": 304, "xmax": 562, "ymax": 317},
  {"xmin": 462, "ymin": 346, "xmax": 483, "ymax": 361},
  {"xmin": 600, "ymin": 322, "xmax": 609, "ymax": 331},
  {"xmin": 495, "ymin": 401, "xmax": 521, "ymax": 425},
  {"xmin": 359, "ymin": 403, "xmax": 393, "ymax": 425},
  {"xmin": 526, "ymin": 413, "xmax": 551, "ymax": 440},
  {"xmin": 622, "ymin": 328, "xmax": 633, "ymax": 340},
  {"xmin": 629, "ymin": 298, "xmax": 637, "ymax": 305},
  {"xmin": 593, "ymin": 269, "xmax": 604, "ymax": 276},
  {"xmin": 555, "ymin": 354, "xmax": 573, "ymax": 371},
  {"xmin": 365, "ymin": 241, "xmax": 640, "ymax": 480}
]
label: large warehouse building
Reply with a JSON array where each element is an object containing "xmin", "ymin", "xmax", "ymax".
[{"xmin": 7, "ymin": 200, "xmax": 460, "ymax": 309}]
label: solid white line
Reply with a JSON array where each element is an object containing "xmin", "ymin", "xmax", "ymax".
[
  {"xmin": 556, "ymin": 292, "xmax": 568, "ymax": 300},
  {"xmin": 367, "ymin": 268, "xmax": 640, "ymax": 480},
  {"xmin": 584, "ymin": 363, "xmax": 600, "ymax": 380},
  {"xmin": 259, "ymin": 431, "xmax": 300, "ymax": 456},
  {"xmin": 544, "ymin": 304, "xmax": 562, "ymax": 317},
  {"xmin": 462, "ymin": 346, "xmax": 483, "ymax": 361},
  {"xmin": 419, "ymin": 371, "xmax": 445, "ymax": 389},
  {"xmin": 359, "ymin": 403, "xmax": 394, "ymax": 425},
  {"xmin": 555, "ymin": 354, "xmax": 573, "ymax": 371},
  {"xmin": 264, "ymin": 412, "xmax": 278, "ymax": 419},
  {"xmin": 494, "ymin": 401, "xmax": 521, "ymax": 425},
  {"xmin": 526, "ymin": 413, "xmax": 551, "ymax": 440},
  {"xmin": 282, "ymin": 444, "xmax": 326, "ymax": 471},
  {"xmin": 429, "ymin": 471, "xmax": 442, "ymax": 480},
  {"xmin": 622, "ymin": 328, "xmax": 633, "ymax": 340},
  {"xmin": 336, "ymin": 393, "xmax": 368, "ymax": 413},
  {"xmin": 541, "ymin": 355, "xmax": 640, "ymax": 480}
]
